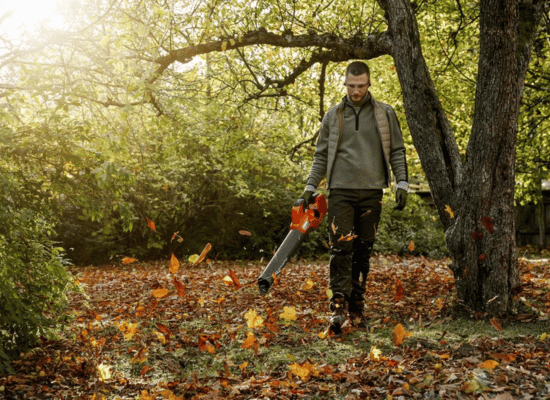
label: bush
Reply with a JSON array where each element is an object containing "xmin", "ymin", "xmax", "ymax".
[
  {"xmin": 375, "ymin": 192, "xmax": 449, "ymax": 258},
  {"xmin": 0, "ymin": 173, "xmax": 72, "ymax": 375}
]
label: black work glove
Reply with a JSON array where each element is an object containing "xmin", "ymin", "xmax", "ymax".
[
  {"xmin": 394, "ymin": 188, "xmax": 408, "ymax": 211},
  {"xmin": 298, "ymin": 190, "xmax": 315, "ymax": 211}
]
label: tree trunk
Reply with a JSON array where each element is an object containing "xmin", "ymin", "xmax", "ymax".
[{"xmin": 379, "ymin": 0, "xmax": 544, "ymax": 314}]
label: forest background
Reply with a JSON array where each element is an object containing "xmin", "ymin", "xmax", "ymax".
[{"xmin": 1, "ymin": 0, "xmax": 549, "ymax": 396}]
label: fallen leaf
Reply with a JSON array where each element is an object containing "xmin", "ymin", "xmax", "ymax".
[
  {"xmin": 241, "ymin": 331, "xmax": 259, "ymax": 354},
  {"xmin": 300, "ymin": 279, "xmax": 314, "ymax": 290},
  {"xmin": 169, "ymin": 253, "xmax": 180, "ymax": 274},
  {"xmin": 152, "ymin": 288, "xmax": 169, "ymax": 299},
  {"xmin": 244, "ymin": 309, "xmax": 264, "ymax": 329},
  {"xmin": 97, "ymin": 363, "xmax": 111, "ymax": 381},
  {"xmin": 146, "ymin": 217, "xmax": 156, "ymax": 232},
  {"xmin": 479, "ymin": 360, "xmax": 499, "ymax": 370},
  {"xmin": 289, "ymin": 362, "xmax": 311, "ymax": 381},
  {"xmin": 279, "ymin": 306, "xmax": 297, "ymax": 321},
  {"xmin": 369, "ymin": 346, "xmax": 381, "ymax": 361},
  {"xmin": 131, "ymin": 347, "xmax": 148, "ymax": 363}
]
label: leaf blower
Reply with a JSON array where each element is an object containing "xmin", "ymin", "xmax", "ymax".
[{"xmin": 257, "ymin": 193, "xmax": 327, "ymax": 295}]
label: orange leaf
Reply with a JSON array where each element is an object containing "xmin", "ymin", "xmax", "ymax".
[
  {"xmin": 392, "ymin": 323, "xmax": 412, "ymax": 346},
  {"xmin": 146, "ymin": 217, "xmax": 156, "ymax": 232},
  {"xmin": 173, "ymin": 277, "xmax": 186, "ymax": 297},
  {"xmin": 239, "ymin": 230, "xmax": 252, "ymax": 236},
  {"xmin": 169, "ymin": 253, "xmax": 180, "ymax": 274},
  {"xmin": 131, "ymin": 346, "xmax": 148, "ymax": 363},
  {"xmin": 490, "ymin": 317, "xmax": 503, "ymax": 332},
  {"xmin": 482, "ymin": 216, "xmax": 494, "ymax": 234},
  {"xmin": 408, "ymin": 240, "xmax": 415, "ymax": 252},
  {"xmin": 170, "ymin": 231, "xmax": 180, "ymax": 242},
  {"xmin": 229, "ymin": 269, "xmax": 242, "ymax": 289},
  {"xmin": 156, "ymin": 323, "xmax": 171, "ymax": 341},
  {"xmin": 122, "ymin": 257, "xmax": 138, "ymax": 265},
  {"xmin": 479, "ymin": 360, "xmax": 499, "ymax": 370},
  {"xmin": 152, "ymin": 288, "xmax": 169, "ymax": 298},
  {"xmin": 444, "ymin": 205, "xmax": 454, "ymax": 219},
  {"xmin": 194, "ymin": 243, "xmax": 212, "ymax": 266},
  {"xmin": 395, "ymin": 276, "xmax": 404, "ymax": 302},
  {"xmin": 241, "ymin": 332, "xmax": 259, "ymax": 354}
]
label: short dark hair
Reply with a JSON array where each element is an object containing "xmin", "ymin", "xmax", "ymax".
[{"xmin": 345, "ymin": 61, "xmax": 370, "ymax": 78}]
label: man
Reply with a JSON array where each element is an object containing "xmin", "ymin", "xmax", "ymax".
[{"xmin": 300, "ymin": 61, "xmax": 408, "ymax": 334}]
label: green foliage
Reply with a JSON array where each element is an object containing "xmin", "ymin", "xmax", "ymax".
[
  {"xmin": 0, "ymin": 171, "xmax": 72, "ymax": 375},
  {"xmin": 375, "ymin": 193, "xmax": 449, "ymax": 258}
]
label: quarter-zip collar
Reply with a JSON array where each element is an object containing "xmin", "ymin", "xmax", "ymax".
[{"xmin": 344, "ymin": 92, "xmax": 372, "ymax": 131}]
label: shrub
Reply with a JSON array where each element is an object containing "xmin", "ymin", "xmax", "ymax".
[{"xmin": 0, "ymin": 173, "xmax": 72, "ymax": 375}]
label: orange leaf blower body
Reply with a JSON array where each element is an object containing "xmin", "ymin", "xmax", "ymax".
[{"xmin": 258, "ymin": 193, "xmax": 327, "ymax": 295}]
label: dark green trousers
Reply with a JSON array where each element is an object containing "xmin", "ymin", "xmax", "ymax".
[{"xmin": 327, "ymin": 189, "xmax": 383, "ymax": 301}]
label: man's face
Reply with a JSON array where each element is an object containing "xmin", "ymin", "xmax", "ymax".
[{"xmin": 345, "ymin": 73, "xmax": 370, "ymax": 103}]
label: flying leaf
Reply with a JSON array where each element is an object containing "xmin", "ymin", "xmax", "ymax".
[
  {"xmin": 222, "ymin": 276, "xmax": 234, "ymax": 286},
  {"xmin": 239, "ymin": 230, "xmax": 252, "ymax": 236},
  {"xmin": 244, "ymin": 309, "xmax": 264, "ymax": 329},
  {"xmin": 395, "ymin": 276, "xmax": 405, "ymax": 302},
  {"xmin": 194, "ymin": 243, "xmax": 212, "ymax": 266},
  {"xmin": 279, "ymin": 306, "xmax": 297, "ymax": 321},
  {"xmin": 331, "ymin": 220, "xmax": 338, "ymax": 235},
  {"xmin": 173, "ymin": 277, "xmax": 186, "ymax": 297},
  {"xmin": 156, "ymin": 323, "xmax": 171, "ymax": 341},
  {"xmin": 170, "ymin": 231, "xmax": 179, "ymax": 242},
  {"xmin": 479, "ymin": 360, "xmax": 499, "ymax": 370},
  {"xmin": 122, "ymin": 257, "xmax": 138, "ymax": 265},
  {"xmin": 471, "ymin": 231, "xmax": 483, "ymax": 242},
  {"xmin": 152, "ymin": 288, "xmax": 169, "ymax": 298},
  {"xmin": 445, "ymin": 205, "xmax": 454, "ymax": 219},
  {"xmin": 229, "ymin": 269, "xmax": 242, "ymax": 289},
  {"xmin": 146, "ymin": 217, "xmax": 156, "ymax": 232},
  {"xmin": 408, "ymin": 240, "xmax": 415, "ymax": 252},
  {"xmin": 392, "ymin": 323, "xmax": 412, "ymax": 346},
  {"xmin": 490, "ymin": 318, "xmax": 503, "ymax": 332},
  {"xmin": 188, "ymin": 254, "xmax": 199, "ymax": 264},
  {"xmin": 169, "ymin": 253, "xmax": 180, "ymax": 274},
  {"xmin": 338, "ymin": 233, "xmax": 357, "ymax": 242},
  {"xmin": 482, "ymin": 216, "xmax": 494, "ymax": 234}
]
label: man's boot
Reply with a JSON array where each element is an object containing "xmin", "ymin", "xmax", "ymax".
[
  {"xmin": 329, "ymin": 296, "xmax": 348, "ymax": 334},
  {"xmin": 349, "ymin": 297, "xmax": 369, "ymax": 329}
]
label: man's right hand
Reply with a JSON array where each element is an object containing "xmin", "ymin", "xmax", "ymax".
[{"xmin": 298, "ymin": 190, "xmax": 315, "ymax": 211}]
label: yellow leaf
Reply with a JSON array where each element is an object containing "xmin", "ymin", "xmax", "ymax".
[
  {"xmin": 301, "ymin": 279, "xmax": 314, "ymax": 290},
  {"xmin": 122, "ymin": 257, "xmax": 138, "ymax": 265},
  {"xmin": 97, "ymin": 363, "xmax": 112, "ymax": 381},
  {"xmin": 445, "ymin": 205, "xmax": 454, "ymax": 219},
  {"xmin": 152, "ymin": 288, "xmax": 169, "ymax": 298},
  {"xmin": 116, "ymin": 321, "xmax": 139, "ymax": 341},
  {"xmin": 479, "ymin": 360, "xmax": 499, "ymax": 370},
  {"xmin": 540, "ymin": 332, "xmax": 548, "ymax": 341},
  {"xmin": 279, "ymin": 306, "xmax": 297, "ymax": 321},
  {"xmin": 221, "ymin": 40, "xmax": 227, "ymax": 51},
  {"xmin": 198, "ymin": 296, "xmax": 205, "ymax": 307},
  {"xmin": 146, "ymin": 217, "xmax": 156, "ymax": 232},
  {"xmin": 289, "ymin": 362, "xmax": 311, "ymax": 381},
  {"xmin": 369, "ymin": 346, "xmax": 381, "ymax": 361},
  {"xmin": 244, "ymin": 309, "xmax": 264, "ymax": 328},
  {"xmin": 392, "ymin": 323, "xmax": 412, "ymax": 346},
  {"xmin": 223, "ymin": 276, "xmax": 234, "ymax": 285},
  {"xmin": 153, "ymin": 331, "xmax": 167, "ymax": 344},
  {"xmin": 188, "ymin": 254, "xmax": 199, "ymax": 264},
  {"xmin": 169, "ymin": 253, "xmax": 180, "ymax": 274}
]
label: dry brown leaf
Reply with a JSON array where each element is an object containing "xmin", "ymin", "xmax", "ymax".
[
  {"xmin": 194, "ymin": 243, "xmax": 212, "ymax": 266},
  {"xmin": 169, "ymin": 253, "xmax": 180, "ymax": 274},
  {"xmin": 173, "ymin": 277, "xmax": 186, "ymax": 297},
  {"xmin": 392, "ymin": 323, "xmax": 412, "ymax": 346}
]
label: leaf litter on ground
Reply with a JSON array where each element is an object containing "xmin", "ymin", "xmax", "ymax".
[{"xmin": 1, "ymin": 254, "xmax": 550, "ymax": 399}]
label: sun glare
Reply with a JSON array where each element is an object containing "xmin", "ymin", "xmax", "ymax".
[{"xmin": 0, "ymin": 0, "xmax": 61, "ymax": 33}]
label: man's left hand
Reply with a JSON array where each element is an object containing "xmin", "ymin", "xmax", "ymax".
[{"xmin": 394, "ymin": 188, "xmax": 408, "ymax": 211}]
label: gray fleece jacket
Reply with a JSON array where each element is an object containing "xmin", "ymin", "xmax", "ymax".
[{"xmin": 307, "ymin": 93, "xmax": 408, "ymax": 190}]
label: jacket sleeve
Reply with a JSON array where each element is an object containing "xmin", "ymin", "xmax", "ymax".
[
  {"xmin": 306, "ymin": 112, "xmax": 331, "ymax": 188},
  {"xmin": 386, "ymin": 107, "xmax": 408, "ymax": 184}
]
